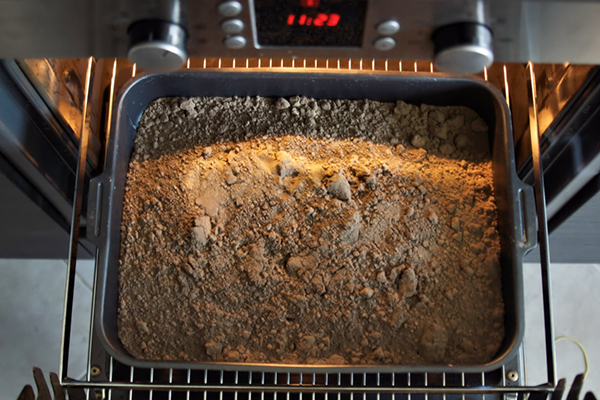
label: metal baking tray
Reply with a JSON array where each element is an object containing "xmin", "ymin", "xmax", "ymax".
[{"xmin": 87, "ymin": 70, "xmax": 538, "ymax": 373}]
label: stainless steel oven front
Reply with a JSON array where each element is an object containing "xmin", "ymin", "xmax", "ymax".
[{"xmin": 1, "ymin": 1, "xmax": 600, "ymax": 399}]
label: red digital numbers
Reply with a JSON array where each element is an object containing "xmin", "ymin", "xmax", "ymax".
[
  {"xmin": 300, "ymin": 0, "xmax": 320, "ymax": 7},
  {"xmin": 286, "ymin": 13, "xmax": 340, "ymax": 27},
  {"xmin": 326, "ymin": 13, "xmax": 340, "ymax": 26},
  {"xmin": 313, "ymin": 13, "xmax": 328, "ymax": 26}
]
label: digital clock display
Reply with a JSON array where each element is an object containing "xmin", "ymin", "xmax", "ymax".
[{"xmin": 254, "ymin": 0, "xmax": 368, "ymax": 47}]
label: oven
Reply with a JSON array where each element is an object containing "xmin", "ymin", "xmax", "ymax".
[{"xmin": 2, "ymin": 1, "xmax": 600, "ymax": 399}]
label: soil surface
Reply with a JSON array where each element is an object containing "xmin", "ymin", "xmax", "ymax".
[{"xmin": 117, "ymin": 96, "xmax": 504, "ymax": 365}]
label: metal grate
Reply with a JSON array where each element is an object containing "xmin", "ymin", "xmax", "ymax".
[
  {"xmin": 94, "ymin": 355, "xmax": 521, "ymax": 400},
  {"xmin": 59, "ymin": 58, "xmax": 555, "ymax": 400}
]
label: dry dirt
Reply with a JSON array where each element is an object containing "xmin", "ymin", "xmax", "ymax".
[{"xmin": 117, "ymin": 95, "xmax": 504, "ymax": 365}]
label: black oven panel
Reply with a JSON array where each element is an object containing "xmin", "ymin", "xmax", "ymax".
[{"xmin": 253, "ymin": 0, "xmax": 368, "ymax": 48}]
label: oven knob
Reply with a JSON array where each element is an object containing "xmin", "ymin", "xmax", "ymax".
[
  {"xmin": 432, "ymin": 22, "xmax": 493, "ymax": 74},
  {"xmin": 128, "ymin": 20, "xmax": 188, "ymax": 72}
]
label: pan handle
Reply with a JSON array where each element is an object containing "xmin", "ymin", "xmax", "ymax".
[
  {"xmin": 517, "ymin": 181, "xmax": 538, "ymax": 254},
  {"xmin": 87, "ymin": 173, "xmax": 109, "ymax": 247}
]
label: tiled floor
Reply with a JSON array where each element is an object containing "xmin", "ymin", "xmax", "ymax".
[
  {"xmin": 0, "ymin": 259, "xmax": 598, "ymax": 399},
  {"xmin": 0, "ymin": 258, "xmax": 95, "ymax": 399},
  {"xmin": 522, "ymin": 263, "xmax": 600, "ymax": 395}
]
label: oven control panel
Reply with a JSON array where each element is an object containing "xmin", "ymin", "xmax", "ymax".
[
  {"xmin": 125, "ymin": 0, "xmax": 503, "ymax": 73},
  {"xmin": 1, "ymin": 0, "xmax": 600, "ymax": 72}
]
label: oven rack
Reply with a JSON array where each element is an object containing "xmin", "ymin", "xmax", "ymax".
[
  {"xmin": 57, "ymin": 57, "xmax": 556, "ymax": 400},
  {"xmin": 82, "ymin": 357, "xmax": 527, "ymax": 400}
]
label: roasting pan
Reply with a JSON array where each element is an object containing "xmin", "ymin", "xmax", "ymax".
[{"xmin": 87, "ymin": 70, "xmax": 538, "ymax": 373}]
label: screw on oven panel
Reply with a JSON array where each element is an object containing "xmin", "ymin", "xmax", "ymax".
[
  {"xmin": 507, "ymin": 370, "xmax": 519, "ymax": 382},
  {"xmin": 92, "ymin": 389, "xmax": 105, "ymax": 400},
  {"xmin": 90, "ymin": 365, "xmax": 102, "ymax": 377}
]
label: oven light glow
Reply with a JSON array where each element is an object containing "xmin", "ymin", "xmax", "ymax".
[{"xmin": 286, "ymin": 13, "xmax": 340, "ymax": 27}]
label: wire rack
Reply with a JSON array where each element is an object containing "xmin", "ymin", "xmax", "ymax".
[
  {"xmin": 85, "ymin": 356, "xmax": 525, "ymax": 400},
  {"xmin": 57, "ymin": 58, "xmax": 556, "ymax": 400}
]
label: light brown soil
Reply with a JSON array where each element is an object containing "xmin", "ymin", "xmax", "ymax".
[{"xmin": 117, "ymin": 96, "xmax": 504, "ymax": 365}]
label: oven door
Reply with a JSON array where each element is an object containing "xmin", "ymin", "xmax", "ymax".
[
  {"xmin": 0, "ymin": 60, "xmax": 100, "ymax": 258},
  {"xmin": 514, "ymin": 64, "xmax": 600, "ymax": 263}
]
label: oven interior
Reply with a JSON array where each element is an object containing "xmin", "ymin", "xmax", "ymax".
[{"xmin": 4, "ymin": 57, "xmax": 598, "ymax": 399}]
